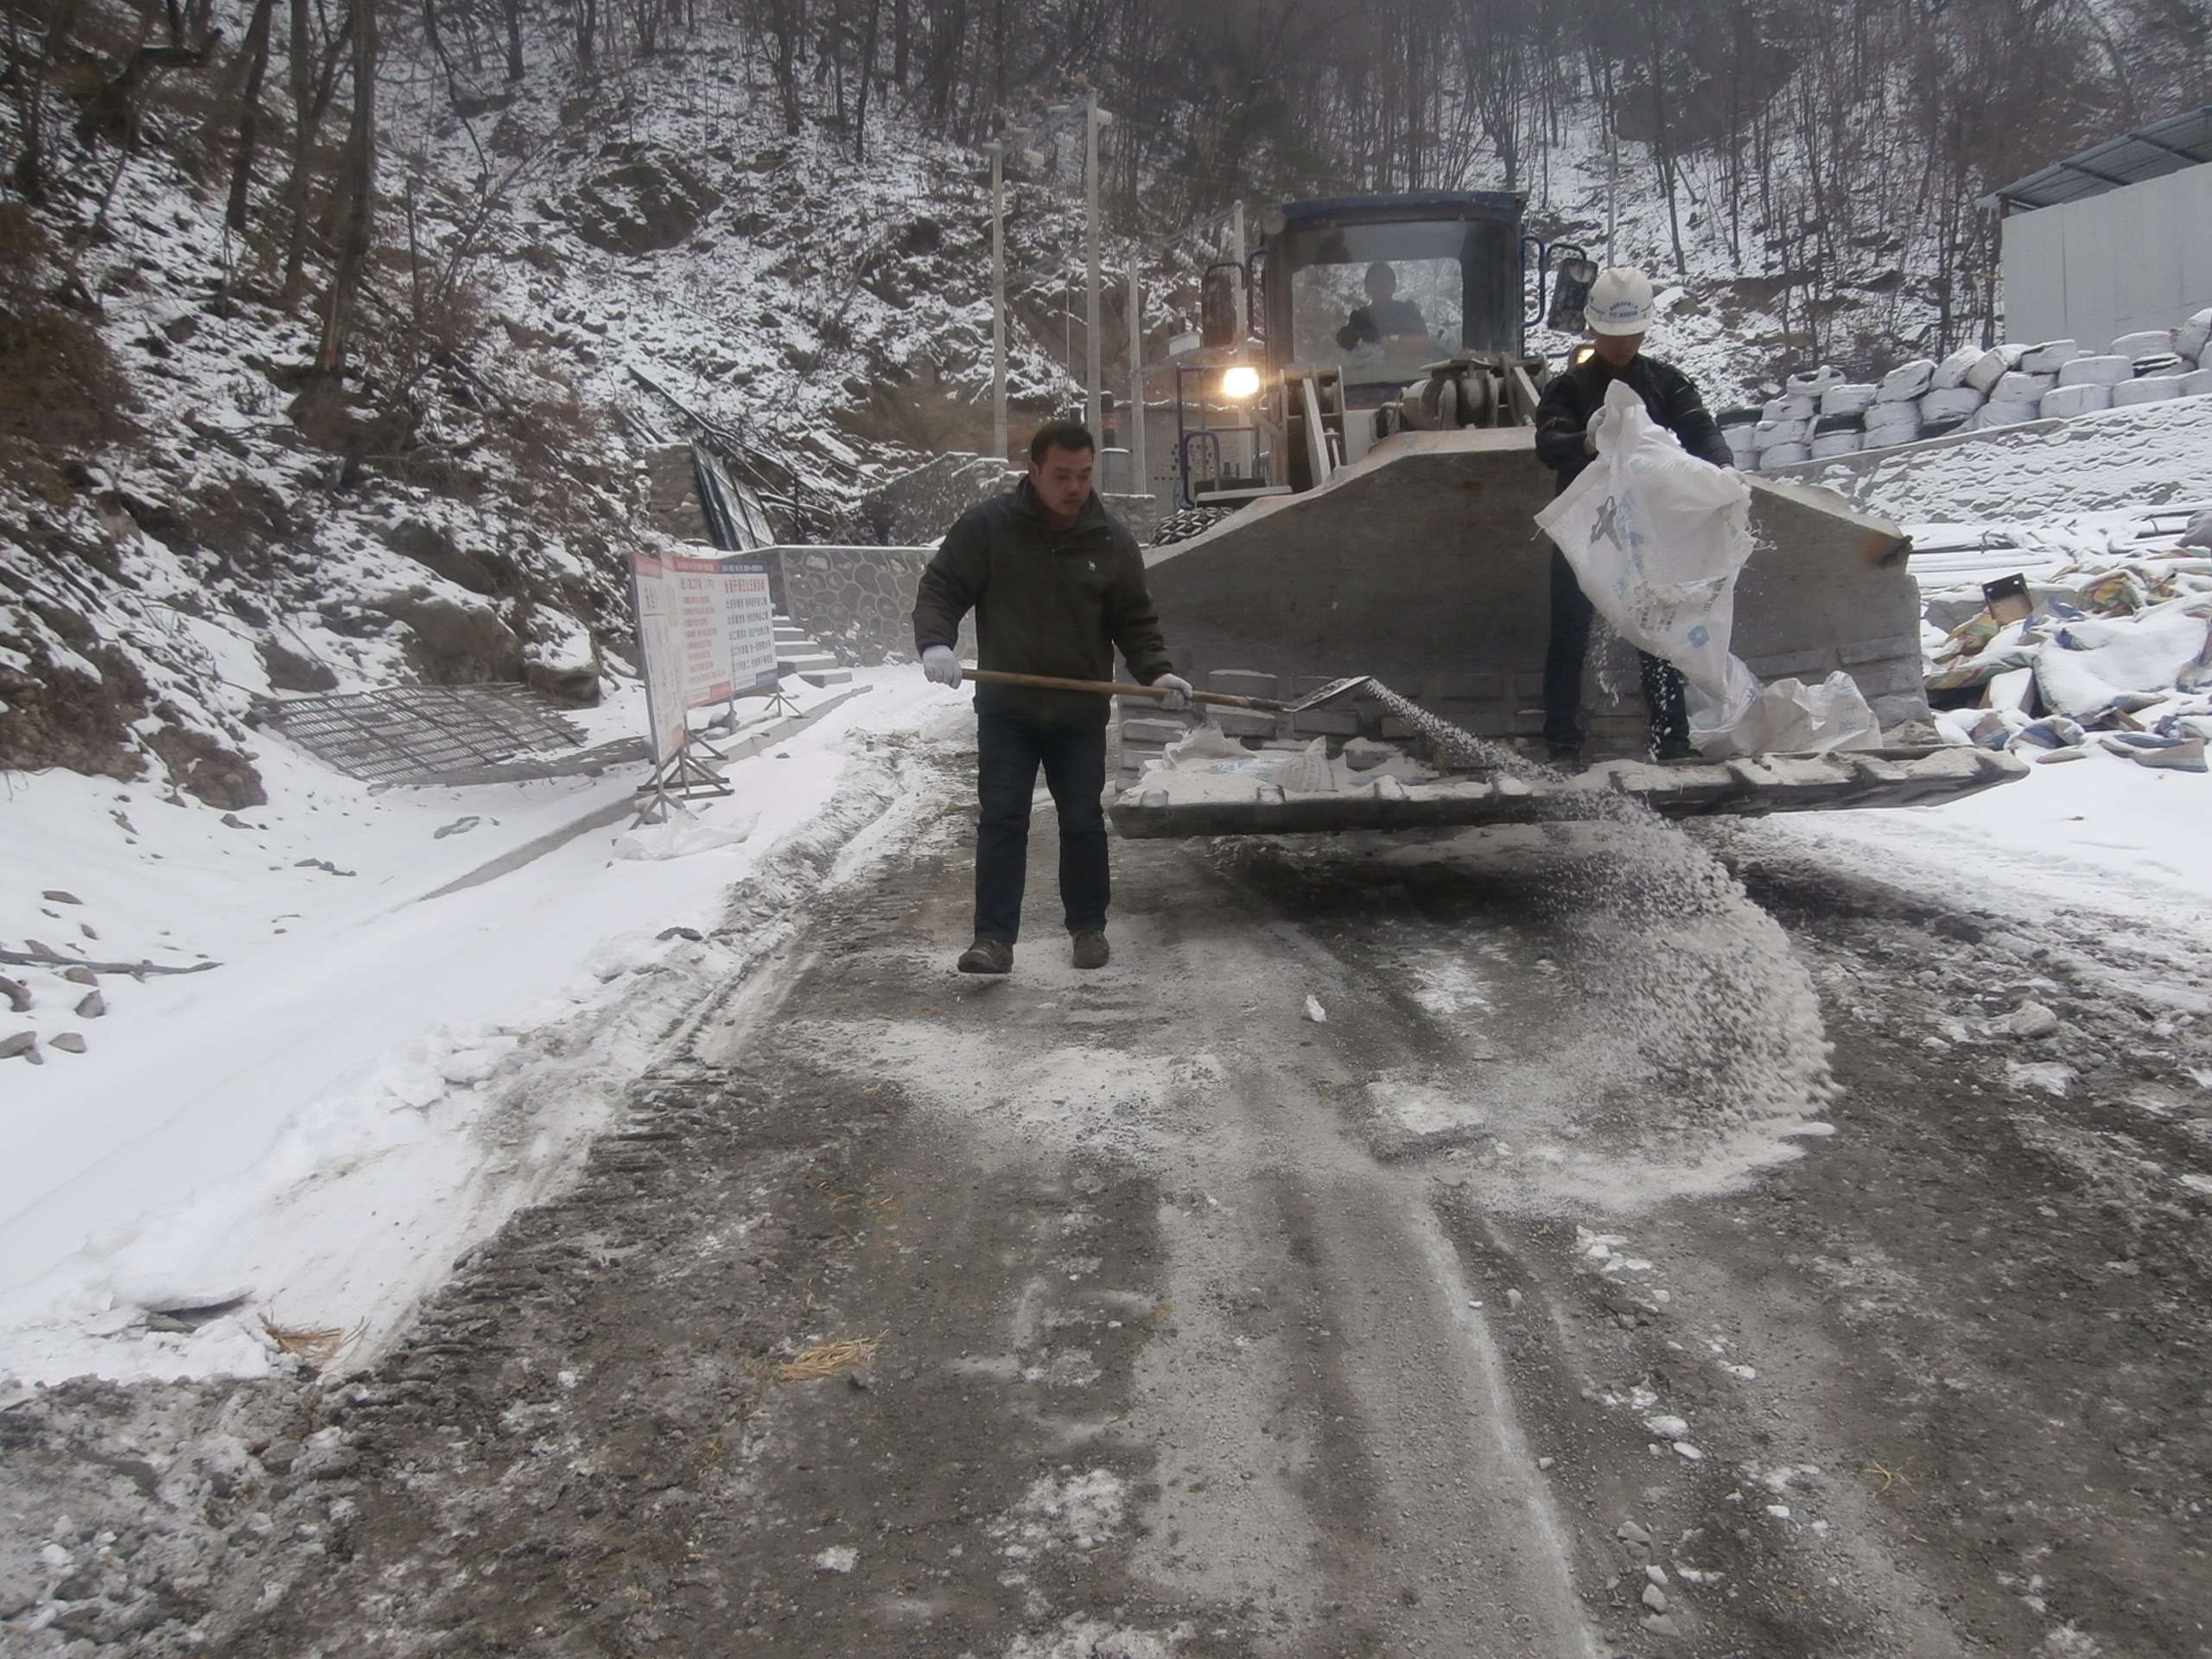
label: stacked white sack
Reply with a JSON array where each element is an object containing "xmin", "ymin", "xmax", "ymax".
[{"xmin": 1738, "ymin": 303, "xmax": 2212, "ymax": 472}]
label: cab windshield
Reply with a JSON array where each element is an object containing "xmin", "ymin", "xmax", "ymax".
[
  {"xmin": 1273, "ymin": 211, "xmax": 1518, "ymax": 398},
  {"xmin": 1290, "ymin": 257, "xmax": 1463, "ymax": 389}
]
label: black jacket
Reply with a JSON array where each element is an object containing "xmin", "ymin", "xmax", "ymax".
[
  {"xmin": 1534, "ymin": 354, "xmax": 1732, "ymax": 496},
  {"xmin": 912, "ymin": 480, "xmax": 1173, "ymax": 729}
]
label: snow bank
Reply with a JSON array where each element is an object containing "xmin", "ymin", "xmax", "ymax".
[{"xmin": 0, "ymin": 671, "xmax": 953, "ymax": 1387}]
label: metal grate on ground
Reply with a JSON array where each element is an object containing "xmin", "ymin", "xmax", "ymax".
[{"xmin": 261, "ymin": 685, "xmax": 595, "ymax": 785}]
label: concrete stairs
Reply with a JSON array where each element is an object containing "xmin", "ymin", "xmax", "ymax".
[{"xmin": 774, "ymin": 617, "xmax": 852, "ymax": 687}]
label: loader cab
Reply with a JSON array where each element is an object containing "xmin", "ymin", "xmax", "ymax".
[
  {"xmin": 1266, "ymin": 192, "xmax": 1526, "ymax": 406},
  {"xmin": 1170, "ymin": 192, "xmax": 1549, "ymax": 512}
]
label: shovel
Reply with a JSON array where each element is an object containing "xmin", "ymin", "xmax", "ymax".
[{"xmin": 957, "ymin": 666, "xmax": 1372, "ymax": 714}]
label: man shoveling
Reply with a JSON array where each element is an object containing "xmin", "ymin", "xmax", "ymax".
[{"xmin": 914, "ymin": 421, "xmax": 1192, "ymax": 976}]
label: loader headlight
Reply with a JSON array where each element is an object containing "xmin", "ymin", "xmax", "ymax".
[{"xmin": 1220, "ymin": 364, "xmax": 1261, "ymax": 399}]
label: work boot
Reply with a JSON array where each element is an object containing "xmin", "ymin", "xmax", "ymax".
[
  {"xmin": 957, "ymin": 937, "xmax": 1013, "ymax": 975},
  {"xmin": 1071, "ymin": 931, "xmax": 1110, "ymax": 970},
  {"xmin": 1546, "ymin": 742, "xmax": 1584, "ymax": 769},
  {"xmin": 1651, "ymin": 734, "xmax": 1697, "ymax": 763}
]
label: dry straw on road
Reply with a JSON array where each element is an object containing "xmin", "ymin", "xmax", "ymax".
[{"xmin": 755, "ymin": 1332, "xmax": 885, "ymax": 1382}]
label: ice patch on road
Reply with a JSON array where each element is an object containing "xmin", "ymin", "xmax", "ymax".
[
  {"xmin": 993, "ymin": 1468, "xmax": 1129, "ymax": 1559},
  {"xmin": 1366, "ymin": 1076, "xmax": 1487, "ymax": 1146},
  {"xmin": 1403, "ymin": 948, "xmax": 1499, "ymax": 1019},
  {"xmin": 2008, "ymin": 1059, "xmax": 2080, "ymax": 1096},
  {"xmin": 787, "ymin": 1022, "xmax": 1200, "ymax": 1168},
  {"xmin": 1006, "ymin": 1618, "xmax": 1189, "ymax": 1659}
]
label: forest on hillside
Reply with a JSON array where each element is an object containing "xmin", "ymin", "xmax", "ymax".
[
  {"xmin": 6, "ymin": 0, "xmax": 2208, "ymax": 394},
  {"xmin": 0, "ymin": 0, "xmax": 2206, "ymax": 798}
]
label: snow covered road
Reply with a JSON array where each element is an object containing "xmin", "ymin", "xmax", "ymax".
[{"xmin": 13, "ymin": 724, "xmax": 2199, "ymax": 1657}]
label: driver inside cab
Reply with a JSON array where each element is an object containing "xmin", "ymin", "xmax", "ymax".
[{"xmin": 1336, "ymin": 262, "xmax": 1427, "ymax": 350}]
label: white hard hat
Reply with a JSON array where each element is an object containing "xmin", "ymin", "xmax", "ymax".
[{"xmin": 1585, "ymin": 267, "xmax": 1655, "ymax": 336}]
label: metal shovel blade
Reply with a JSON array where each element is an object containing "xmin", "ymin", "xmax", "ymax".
[{"xmin": 1281, "ymin": 676, "xmax": 1373, "ymax": 713}]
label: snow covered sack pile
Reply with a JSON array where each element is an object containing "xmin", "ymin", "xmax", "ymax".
[
  {"xmin": 1726, "ymin": 305, "xmax": 2212, "ymax": 469},
  {"xmin": 1919, "ymin": 527, "xmax": 2212, "ymax": 771}
]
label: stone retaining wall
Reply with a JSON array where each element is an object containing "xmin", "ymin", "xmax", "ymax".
[{"xmin": 757, "ymin": 544, "xmax": 970, "ymax": 665}]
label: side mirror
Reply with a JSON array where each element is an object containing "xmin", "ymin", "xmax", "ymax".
[
  {"xmin": 1547, "ymin": 250, "xmax": 1598, "ymax": 334},
  {"xmin": 1201, "ymin": 263, "xmax": 1241, "ymax": 349}
]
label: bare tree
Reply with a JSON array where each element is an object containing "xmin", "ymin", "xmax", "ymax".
[{"xmin": 312, "ymin": 0, "xmax": 377, "ymax": 379}]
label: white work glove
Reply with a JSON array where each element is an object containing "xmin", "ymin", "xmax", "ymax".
[
  {"xmin": 1150, "ymin": 672, "xmax": 1193, "ymax": 713},
  {"xmin": 1584, "ymin": 406, "xmax": 1608, "ymax": 453},
  {"xmin": 921, "ymin": 645, "xmax": 963, "ymax": 687}
]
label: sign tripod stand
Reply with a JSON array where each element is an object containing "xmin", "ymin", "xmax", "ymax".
[
  {"xmin": 632, "ymin": 745, "xmax": 734, "ymax": 827},
  {"xmin": 626, "ymin": 550, "xmax": 783, "ymax": 829}
]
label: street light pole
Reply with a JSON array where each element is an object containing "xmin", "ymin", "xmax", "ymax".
[
  {"xmin": 1084, "ymin": 93, "xmax": 1112, "ymax": 442},
  {"xmin": 1127, "ymin": 263, "xmax": 1146, "ymax": 503},
  {"xmin": 988, "ymin": 142, "xmax": 1007, "ymax": 466}
]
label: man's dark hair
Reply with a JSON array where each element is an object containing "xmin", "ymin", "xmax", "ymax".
[{"xmin": 1028, "ymin": 421, "xmax": 1096, "ymax": 464}]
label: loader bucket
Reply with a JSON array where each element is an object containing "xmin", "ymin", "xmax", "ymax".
[{"xmin": 1120, "ymin": 426, "xmax": 2024, "ymax": 831}]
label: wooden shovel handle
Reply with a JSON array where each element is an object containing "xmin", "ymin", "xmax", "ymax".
[{"xmin": 959, "ymin": 666, "xmax": 1278, "ymax": 710}]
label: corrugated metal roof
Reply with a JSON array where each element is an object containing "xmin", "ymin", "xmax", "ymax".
[{"xmin": 1987, "ymin": 105, "xmax": 2212, "ymax": 211}]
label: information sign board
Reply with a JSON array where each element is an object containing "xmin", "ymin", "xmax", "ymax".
[
  {"xmin": 716, "ymin": 559, "xmax": 779, "ymax": 689},
  {"xmin": 668, "ymin": 554, "xmax": 733, "ymax": 707},
  {"xmin": 628, "ymin": 552, "xmax": 689, "ymax": 766}
]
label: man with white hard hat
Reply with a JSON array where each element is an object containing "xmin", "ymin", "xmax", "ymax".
[{"xmin": 1533, "ymin": 266, "xmax": 1732, "ymax": 766}]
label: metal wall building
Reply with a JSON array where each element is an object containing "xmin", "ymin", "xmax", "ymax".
[{"xmin": 1991, "ymin": 106, "xmax": 2212, "ymax": 346}]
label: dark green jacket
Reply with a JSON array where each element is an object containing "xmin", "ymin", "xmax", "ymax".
[
  {"xmin": 912, "ymin": 480, "xmax": 1173, "ymax": 729},
  {"xmin": 1534, "ymin": 353, "xmax": 1732, "ymax": 495}
]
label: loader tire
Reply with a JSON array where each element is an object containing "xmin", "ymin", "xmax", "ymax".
[{"xmin": 1149, "ymin": 505, "xmax": 1235, "ymax": 546}]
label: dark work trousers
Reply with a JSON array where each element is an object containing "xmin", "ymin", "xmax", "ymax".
[
  {"xmin": 1542, "ymin": 547, "xmax": 1691, "ymax": 752},
  {"xmin": 973, "ymin": 709, "xmax": 1110, "ymax": 944}
]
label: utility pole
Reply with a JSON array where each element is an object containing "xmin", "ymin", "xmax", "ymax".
[
  {"xmin": 1084, "ymin": 92, "xmax": 1113, "ymax": 441},
  {"xmin": 1126, "ymin": 264, "xmax": 1147, "ymax": 501},
  {"xmin": 1605, "ymin": 120, "xmax": 1619, "ymax": 254},
  {"xmin": 1230, "ymin": 202, "xmax": 1246, "ymax": 338},
  {"xmin": 988, "ymin": 142, "xmax": 1007, "ymax": 465}
]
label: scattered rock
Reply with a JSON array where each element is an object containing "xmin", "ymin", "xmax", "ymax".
[
  {"xmin": 557, "ymin": 149, "xmax": 724, "ymax": 257},
  {"xmin": 1642, "ymin": 1584, "xmax": 1669, "ymax": 1612},
  {"xmin": 1643, "ymin": 1612, "xmax": 1681, "ymax": 1637},
  {"xmin": 259, "ymin": 1438, "xmax": 304, "ymax": 1470},
  {"xmin": 62, "ymin": 966, "xmax": 97, "ymax": 985},
  {"xmin": 2008, "ymin": 1001, "xmax": 2060, "ymax": 1039},
  {"xmin": 50, "ymin": 1033, "xmax": 86, "ymax": 1053},
  {"xmin": 0, "ymin": 976, "xmax": 28, "ymax": 1013},
  {"xmin": 221, "ymin": 812, "xmax": 249, "ymax": 828},
  {"xmin": 1617, "ymin": 1519, "xmax": 1652, "ymax": 1545},
  {"xmin": 379, "ymin": 519, "xmax": 498, "ymax": 595},
  {"xmin": 41, "ymin": 890, "xmax": 82, "ymax": 904},
  {"xmin": 1505, "ymin": 1287, "xmax": 1523, "ymax": 1312},
  {"xmin": 0, "ymin": 1031, "xmax": 37, "ymax": 1060},
  {"xmin": 377, "ymin": 594, "xmax": 524, "ymax": 684},
  {"xmin": 258, "ymin": 639, "xmax": 340, "ymax": 693},
  {"xmin": 433, "ymin": 816, "xmax": 481, "ymax": 839},
  {"xmin": 656, "ymin": 925, "xmax": 705, "ymax": 942},
  {"xmin": 144, "ymin": 724, "xmax": 268, "ymax": 811},
  {"xmin": 1303, "ymin": 995, "xmax": 1327, "ymax": 1024}
]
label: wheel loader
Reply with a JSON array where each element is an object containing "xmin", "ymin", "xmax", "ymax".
[{"xmin": 1112, "ymin": 191, "xmax": 2024, "ymax": 836}]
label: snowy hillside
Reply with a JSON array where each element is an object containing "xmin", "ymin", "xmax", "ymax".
[{"xmin": 0, "ymin": 1, "xmax": 1141, "ymax": 816}]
